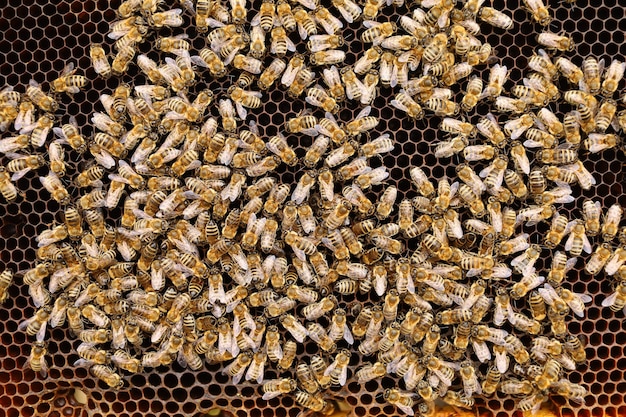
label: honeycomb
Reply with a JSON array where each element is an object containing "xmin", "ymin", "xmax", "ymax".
[{"xmin": 0, "ymin": 0, "xmax": 625, "ymax": 416}]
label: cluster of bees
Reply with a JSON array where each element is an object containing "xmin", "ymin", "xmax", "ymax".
[{"xmin": 0, "ymin": 0, "xmax": 625, "ymax": 415}]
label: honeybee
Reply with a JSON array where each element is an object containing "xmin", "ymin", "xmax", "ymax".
[
  {"xmin": 594, "ymin": 99, "xmax": 617, "ymax": 133},
  {"xmin": 269, "ymin": 26, "xmax": 296, "ymax": 57},
  {"xmin": 314, "ymin": 68, "xmax": 344, "ymax": 106},
  {"xmin": 39, "ymin": 172, "xmax": 70, "ymax": 205},
  {"xmin": 605, "ymin": 247, "xmax": 626, "ymax": 276},
  {"xmin": 266, "ymin": 133, "xmax": 297, "ymax": 166},
  {"xmin": 90, "ymin": 364, "xmax": 124, "ymax": 389},
  {"xmin": 254, "ymin": 60, "xmax": 286, "ymax": 92},
  {"xmin": 564, "ymin": 220, "xmax": 592, "ymax": 256},
  {"xmin": 305, "ymin": 85, "xmax": 339, "ymax": 114},
  {"xmin": 26, "ymin": 80, "xmax": 58, "ymax": 113},
  {"xmin": 601, "ymin": 60, "xmax": 625, "ymax": 96},
  {"xmin": 330, "ymin": 0, "xmax": 361, "ymax": 23},
  {"xmin": 391, "ymin": 92, "xmax": 424, "ymax": 120},
  {"xmin": 285, "ymin": 113, "xmax": 318, "ymax": 136},
  {"xmin": 310, "ymin": 3, "xmax": 338, "ymax": 35},
  {"xmin": 262, "ymin": 378, "xmax": 297, "ymax": 401},
  {"xmin": 553, "ymin": 57, "xmax": 583, "ymax": 88},
  {"xmin": 280, "ymin": 314, "xmax": 308, "ymax": 343},
  {"xmin": 602, "ymin": 204, "xmax": 623, "ymax": 242},
  {"xmin": 602, "ymin": 280, "xmax": 626, "ymax": 313},
  {"xmin": 459, "ymin": 76, "xmax": 483, "ymax": 112},
  {"xmin": 228, "ymin": 86, "xmax": 262, "ymax": 119},
  {"xmin": 295, "ymin": 391, "xmax": 326, "ymax": 412},
  {"xmin": 298, "ymin": 136, "xmax": 329, "ymax": 169},
  {"xmin": 191, "ymin": 48, "xmax": 227, "ymax": 79},
  {"xmin": 51, "ymin": 63, "xmax": 88, "ymax": 96},
  {"xmin": 537, "ymin": 31, "xmax": 575, "ymax": 52}
]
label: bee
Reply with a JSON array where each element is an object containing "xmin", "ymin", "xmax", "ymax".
[
  {"xmin": 275, "ymin": 1, "xmax": 296, "ymax": 32},
  {"xmin": 110, "ymin": 44, "xmax": 135, "ymax": 76},
  {"xmin": 301, "ymin": 135, "xmax": 329, "ymax": 168},
  {"xmin": 583, "ymin": 242, "xmax": 613, "ymax": 275},
  {"xmin": 265, "ymin": 134, "xmax": 297, "ymax": 167},
  {"xmin": 564, "ymin": 335, "xmax": 586, "ymax": 364},
  {"xmin": 262, "ymin": 378, "xmax": 297, "ymax": 400},
  {"xmin": 285, "ymin": 113, "xmax": 318, "ymax": 135},
  {"xmin": 533, "ymin": 358, "xmax": 562, "ymax": 391},
  {"xmin": 438, "ymin": 62, "xmax": 472, "ymax": 87},
  {"xmin": 499, "ymin": 376, "xmax": 536, "ymax": 397},
  {"xmin": 39, "ymin": 172, "xmax": 70, "ymax": 205},
  {"xmin": 602, "ymin": 204, "xmax": 623, "ymax": 242},
  {"xmin": 605, "ymin": 247, "xmax": 626, "ymax": 276},
  {"xmin": 433, "ymin": 135, "xmax": 468, "ymax": 159},
  {"xmin": 90, "ymin": 365, "xmax": 124, "ymax": 389},
  {"xmin": 564, "ymin": 220, "xmax": 592, "ymax": 256},
  {"xmin": 19, "ymin": 307, "xmax": 51, "ymax": 342},
  {"xmin": 537, "ymin": 31, "xmax": 575, "ymax": 52},
  {"xmin": 263, "ymin": 184, "xmax": 290, "ymax": 216},
  {"xmin": 258, "ymin": 58, "xmax": 286, "ymax": 90},
  {"xmin": 243, "ymin": 351, "xmax": 267, "ymax": 384},
  {"xmin": 391, "ymin": 92, "xmax": 424, "ymax": 120},
  {"xmin": 601, "ymin": 280, "xmax": 626, "ymax": 313},
  {"xmin": 536, "ymin": 148, "xmax": 578, "ymax": 166},
  {"xmin": 245, "ymin": 26, "xmax": 267, "ymax": 60},
  {"xmin": 0, "ymin": 167, "xmax": 18, "ymax": 202},
  {"xmin": 545, "ymin": 251, "xmax": 575, "ymax": 288},
  {"xmin": 325, "ymin": 349, "xmax": 351, "ymax": 386},
  {"xmin": 26, "ymin": 80, "xmax": 58, "ymax": 113},
  {"xmin": 293, "ymin": 7, "xmax": 318, "ymax": 39},
  {"xmin": 459, "ymin": 76, "xmax": 484, "ymax": 112},
  {"xmin": 295, "ymin": 391, "xmax": 326, "ymax": 412},
  {"xmin": 331, "ymin": 0, "xmax": 362, "ymax": 23},
  {"xmin": 307, "ymin": 323, "xmax": 336, "ymax": 353},
  {"xmin": 476, "ymin": 7, "xmax": 513, "ymax": 29},
  {"xmin": 228, "ymin": 86, "xmax": 262, "ymax": 119},
  {"xmin": 301, "ymin": 296, "xmax": 336, "ymax": 320},
  {"xmin": 458, "ymin": 183, "xmax": 486, "ymax": 217},
  {"xmin": 89, "ymin": 43, "xmax": 112, "ymax": 79},
  {"xmin": 51, "ymin": 63, "xmax": 88, "ymax": 96},
  {"xmin": 306, "ymin": 85, "xmax": 339, "ymax": 113},
  {"xmin": 192, "ymin": 48, "xmax": 227, "ymax": 78},
  {"xmin": 602, "ymin": 59, "xmax": 626, "ymax": 97},
  {"xmin": 307, "ymin": 34, "xmax": 344, "ymax": 52},
  {"xmin": 594, "ymin": 99, "xmax": 617, "ymax": 133},
  {"xmin": 541, "ymin": 212, "xmax": 569, "ymax": 249},
  {"xmin": 291, "ymin": 171, "xmax": 316, "ymax": 204},
  {"xmin": 270, "ymin": 26, "xmax": 297, "ymax": 57},
  {"xmin": 437, "ymin": 308, "xmax": 472, "ymax": 325},
  {"xmin": 280, "ymin": 314, "xmax": 308, "ymax": 343},
  {"xmin": 21, "ymin": 113, "xmax": 54, "ymax": 149},
  {"xmin": 274, "ymin": 340, "xmax": 297, "ymax": 371},
  {"xmin": 553, "ymin": 57, "xmax": 583, "ymax": 87}
]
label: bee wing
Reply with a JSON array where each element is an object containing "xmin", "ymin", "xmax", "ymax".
[
  {"xmin": 91, "ymin": 147, "xmax": 116, "ymax": 169},
  {"xmin": 478, "ymin": 164, "xmax": 493, "ymax": 179},
  {"xmin": 262, "ymin": 390, "xmax": 283, "ymax": 401},
  {"xmin": 36, "ymin": 320, "xmax": 48, "ymax": 342},
  {"xmin": 582, "ymin": 234, "xmax": 592, "ymax": 254},
  {"xmin": 336, "ymin": 5, "xmax": 355, "ymax": 23},
  {"xmin": 11, "ymin": 168, "xmax": 31, "ymax": 182},
  {"xmin": 297, "ymin": 23, "xmax": 309, "ymax": 40},
  {"xmin": 606, "ymin": 252, "xmax": 625, "ymax": 276},
  {"xmin": 338, "ymin": 365, "xmax": 348, "ymax": 386},
  {"xmin": 538, "ymin": 283, "xmax": 559, "ymax": 304},
  {"xmin": 286, "ymin": 37, "xmax": 297, "ymax": 52},
  {"xmin": 445, "ymin": 216, "xmax": 463, "ymax": 239},
  {"xmin": 147, "ymin": 267, "xmax": 163, "ymax": 291},
  {"xmin": 190, "ymin": 54, "xmax": 209, "ymax": 68},
  {"xmin": 234, "ymin": 102, "xmax": 248, "ymax": 120},
  {"xmin": 342, "ymin": 325, "xmax": 354, "ymax": 345},
  {"xmin": 601, "ymin": 291, "xmax": 619, "ymax": 308}
]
